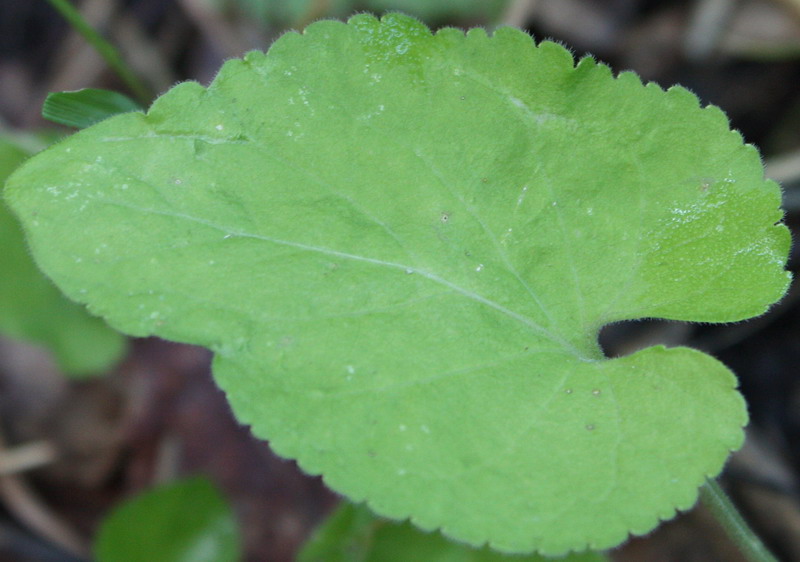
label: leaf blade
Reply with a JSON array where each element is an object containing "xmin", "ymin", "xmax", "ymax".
[
  {"xmin": 298, "ymin": 502, "xmax": 611, "ymax": 561},
  {"xmin": 93, "ymin": 477, "xmax": 240, "ymax": 562},
  {"xmin": 6, "ymin": 13, "xmax": 789, "ymax": 554},
  {"xmin": 0, "ymin": 135, "xmax": 126, "ymax": 375}
]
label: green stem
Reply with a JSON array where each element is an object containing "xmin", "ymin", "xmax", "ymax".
[
  {"xmin": 700, "ymin": 478, "xmax": 778, "ymax": 562},
  {"xmin": 44, "ymin": 0, "xmax": 151, "ymax": 104}
]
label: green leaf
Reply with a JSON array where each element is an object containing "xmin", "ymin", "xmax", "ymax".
[
  {"xmin": 0, "ymin": 136, "xmax": 125, "ymax": 376},
  {"xmin": 42, "ymin": 88, "xmax": 142, "ymax": 129},
  {"xmin": 5, "ymin": 13, "xmax": 790, "ymax": 554},
  {"xmin": 94, "ymin": 476, "xmax": 241, "ymax": 562},
  {"xmin": 299, "ymin": 502, "xmax": 610, "ymax": 561}
]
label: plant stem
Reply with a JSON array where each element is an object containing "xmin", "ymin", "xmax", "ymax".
[
  {"xmin": 44, "ymin": 0, "xmax": 152, "ymax": 104},
  {"xmin": 700, "ymin": 478, "xmax": 778, "ymax": 562}
]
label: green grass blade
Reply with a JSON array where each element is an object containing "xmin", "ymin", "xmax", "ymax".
[
  {"xmin": 43, "ymin": 89, "xmax": 141, "ymax": 129},
  {"xmin": 44, "ymin": 0, "xmax": 152, "ymax": 104}
]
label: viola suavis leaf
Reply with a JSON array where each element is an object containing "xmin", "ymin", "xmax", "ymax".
[
  {"xmin": 5, "ymin": 13, "xmax": 790, "ymax": 554},
  {"xmin": 0, "ymin": 136, "xmax": 126, "ymax": 376},
  {"xmin": 298, "ymin": 502, "xmax": 610, "ymax": 561},
  {"xmin": 94, "ymin": 476, "xmax": 240, "ymax": 562}
]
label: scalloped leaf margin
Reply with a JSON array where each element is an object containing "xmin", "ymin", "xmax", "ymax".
[
  {"xmin": 5, "ymin": 13, "xmax": 791, "ymax": 555},
  {"xmin": 0, "ymin": 135, "xmax": 126, "ymax": 376}
]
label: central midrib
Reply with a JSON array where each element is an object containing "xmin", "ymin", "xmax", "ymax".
[{"xmin": 97, "ymin": 198, "xmax": 597, "ymax": 360}]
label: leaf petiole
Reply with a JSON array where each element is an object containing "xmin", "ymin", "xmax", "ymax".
[{"xmin": 700, "ymin": 478, "xmax": 778, "ymax": 562}]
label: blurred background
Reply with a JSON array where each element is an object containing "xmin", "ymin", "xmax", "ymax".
[{"xmin": 1, "ymin": 0, "xmax": 800, "ymax": 560}]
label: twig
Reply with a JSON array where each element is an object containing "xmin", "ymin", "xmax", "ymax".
[
  {"xmin": 684, "ymin": 0, "xmax": 739, "ymax": 60},
  {"xmin": 766, "ymin": 148, "xmax": 800, "ymax": 185},
  {"xmin": 112, "ymin": 11, "xmax": 176, "ymax": 96},
  {"xmin": 773, "ymin": 0, "xmax": 800, "ymax": 24},
  {"xmin": 46, "ymin": 0, "xmax": 114, "ymax": 97},
  {"xmin": 0, "ymin": 442, "xmax": 57, "ymax": 476},
  {"xmin": 0, "ymin": 426, "xmax": 88, "ymax": 557},
  {"xmin": 293, "ymin": 0, "xmax": 333, "ymax": 31},
  {"xmin": 177, "ymin": 0, "xmax": 251, "ymax": 58},
  {"xmin": 152, "ymin": 432, "xmax": 181, "ymax": 485},
  {"xmin": 499, "ymin": 0, "xmax": 539, "ymax": 28},
  {"xmin": 765, "ymin": 149, "xmax": 800, "ymax": 212}
]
